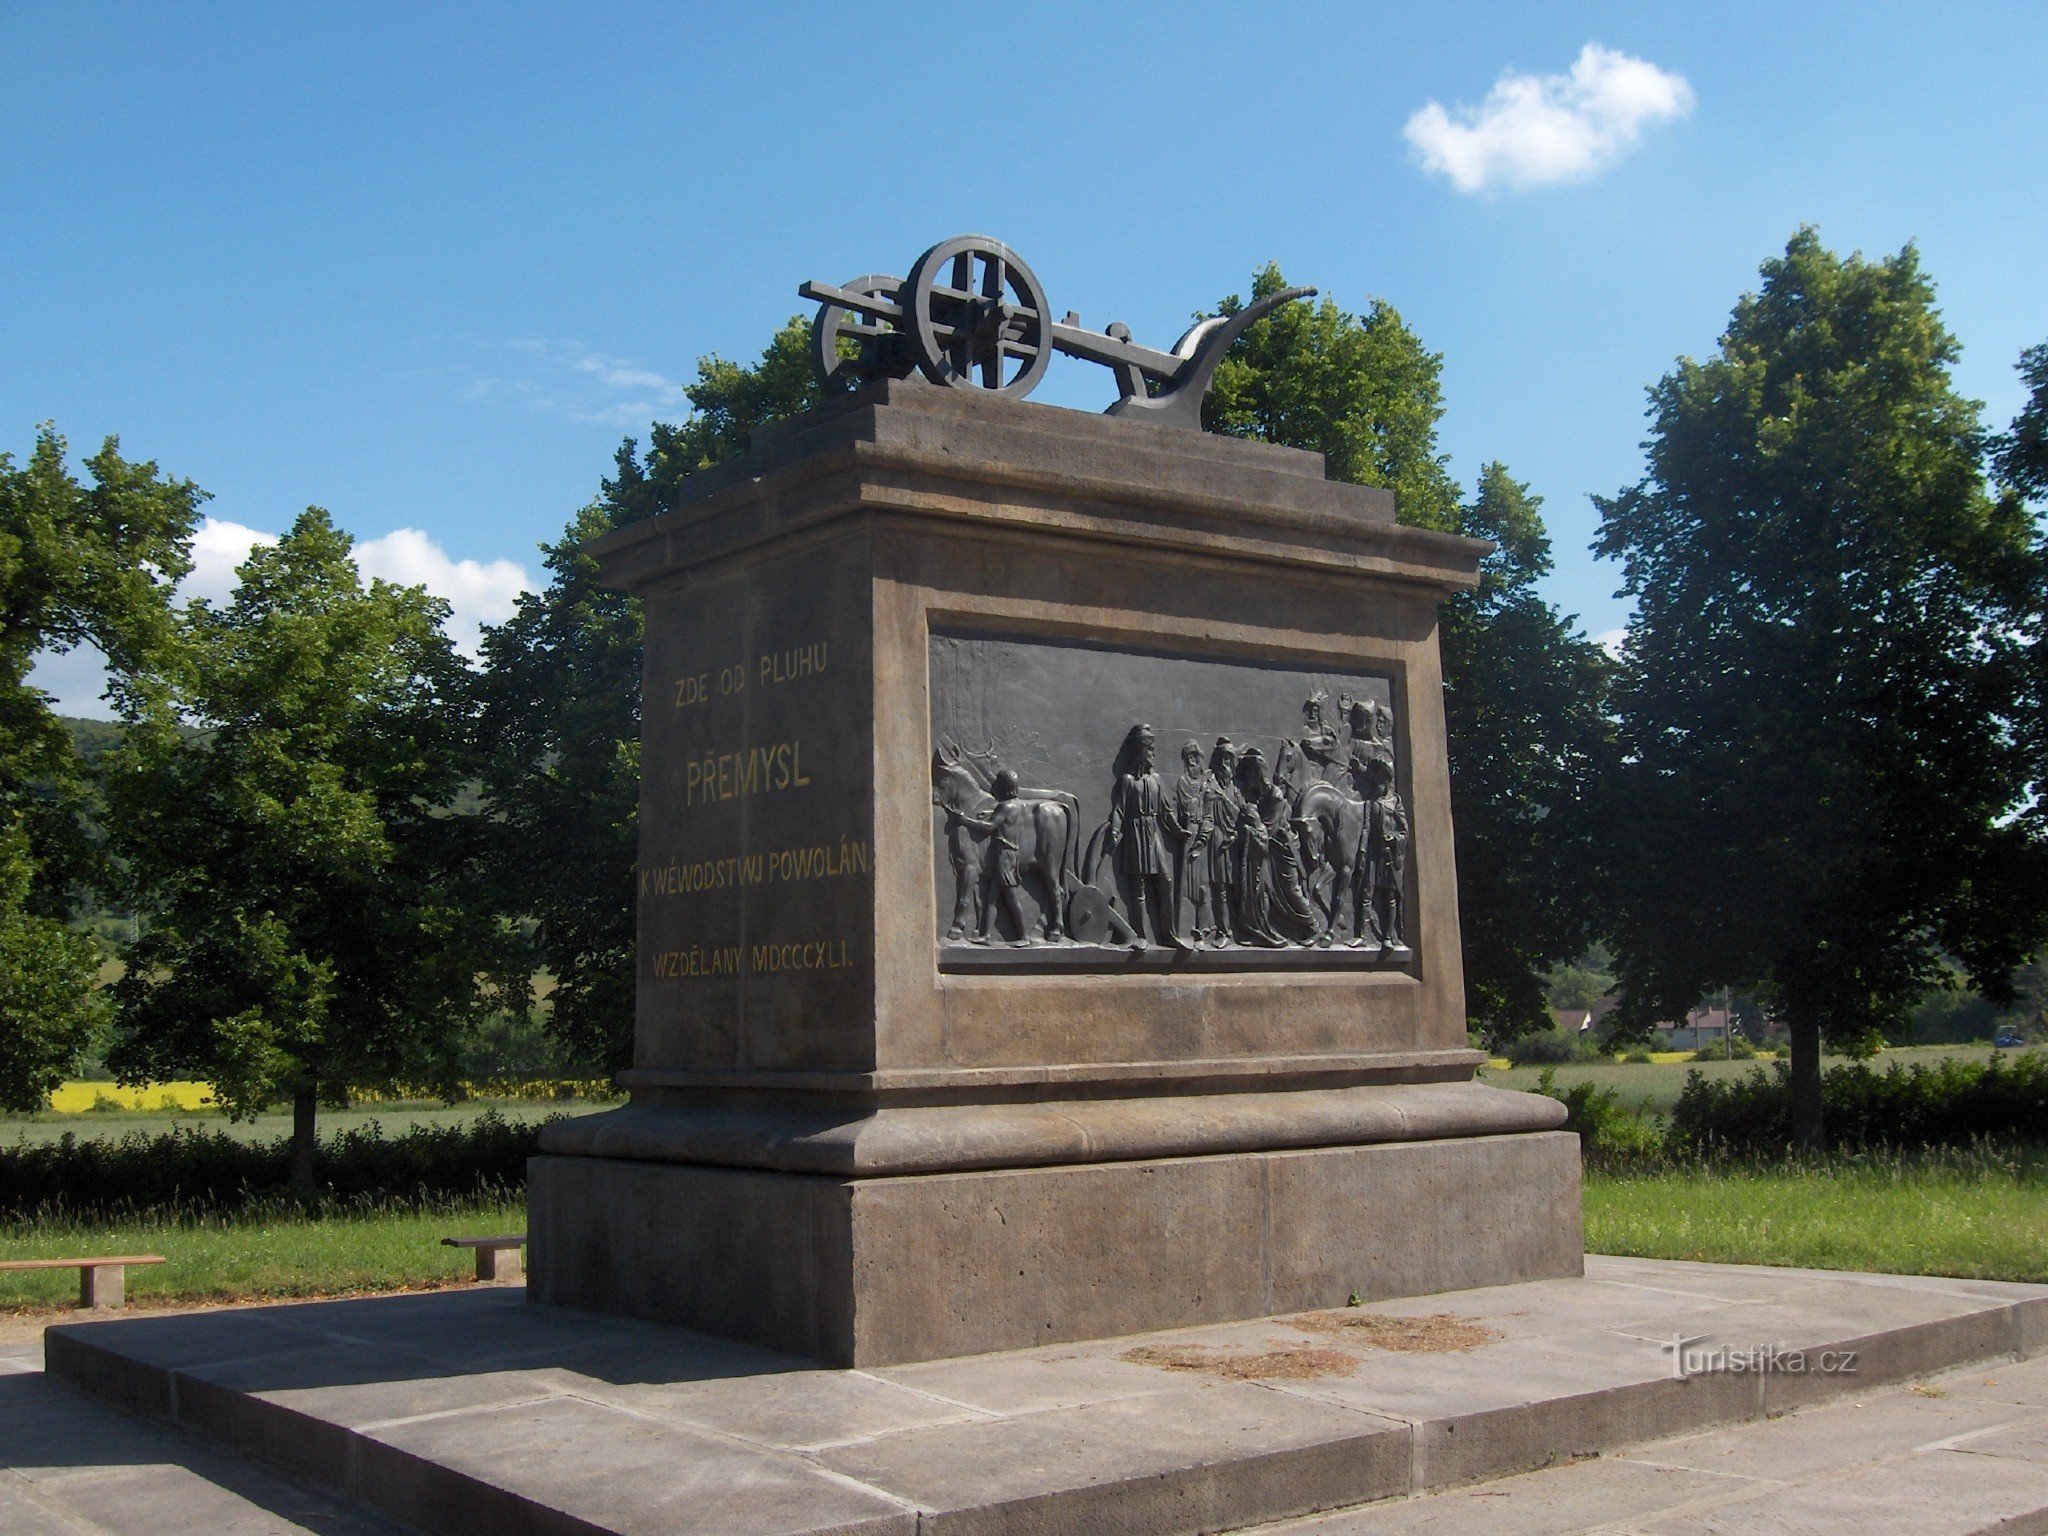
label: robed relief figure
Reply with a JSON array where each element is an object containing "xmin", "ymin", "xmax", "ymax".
[
  {"xmin": 1165, "ymin": 740, "xmax": 1215, "ymax": 943},
  {"xmin": 1106, "ymin": 724, "xmax": 1193, "ymax": 951},
  {"xmin": 1204, "ymin": 739, "xmax": 1244, "ymax": 946},
  {"xmin": 1354, "ymin": 755, "xmax": 1409, "ymax": 949}
]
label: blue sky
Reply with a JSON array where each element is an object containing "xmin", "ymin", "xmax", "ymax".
[{"xmin": 6, "ymin": 3, "xmax": 2045, "ymax": 714}]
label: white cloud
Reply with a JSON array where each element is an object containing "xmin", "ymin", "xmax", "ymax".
[
  {"xmin": 1594, "ymin": 628, "xmax": 1629, "ymax": 659},
  {"xmin": 31, "ymin": 518, "xmax": 533, "ymax": 716},
  {"xmin": 354, "ymin": 528, "xmax": 529, "ymax": 652},
  {"xmin": 467, "ymin": 340, "xmax": 691, "ymax": 429},
  {"xmin": 1404, "ymin": 44, "xmax": 1694, "ymax": 195},
  {"xmin": 184, "ymin": 516, "xmax": 279, "ymax": 604}
]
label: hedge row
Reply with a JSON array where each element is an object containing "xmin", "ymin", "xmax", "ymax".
[
  {"xmin": 0, "ymin": 1111, "xmax": 554, "ymax": 1219},
  {"xmin": 344, "ymin": 1079, "xmax": 622, "ymax": 1106},
  {"xmin": 1669, "ymin": 1052, "xmax": 2048, "ymax": 1155}
]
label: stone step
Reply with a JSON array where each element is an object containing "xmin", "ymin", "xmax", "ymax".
[
  {"xmin": 42, "ymin": 1257, "xmax": 2048, "ymax": 1536},
  {"xmin": 1260, "ymin": 1353, "xmax": 2048, "ymax": 1534}
]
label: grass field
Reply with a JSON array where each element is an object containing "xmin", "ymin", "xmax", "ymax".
[
  {"xmin": 0, "ymin": 1096, "xmax": 604, "ymax": 1147},
  {"xmin": 0, "ymin": 1045, "xmax": 2032, "ymax": 1316},
  {"xmin": 1585, "ymin": 1145, "xmax": 2048, "ymax": 1284},
  {"xmin": 1480, "ymin": 1043, "xmax": 2010, "ymax": 1118},
  {"xmin": 0, "ymin": 1198, "xmax": 524, "ymax": 1312},
  {"xmin": 3, "ymin": 1145, "xmax": 2040, "ymax": 1315}
]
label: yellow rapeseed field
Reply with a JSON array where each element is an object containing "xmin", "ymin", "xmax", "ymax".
[
  {"xmin": 48, "ymin": 1081, "xmax": 217, "ymax": 1113},
  {"xmin": 41, "ymin": 1079, "xmax": 618, "ymax": 1114}
]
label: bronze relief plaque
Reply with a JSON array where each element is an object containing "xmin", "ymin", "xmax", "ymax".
[{"xmin": 929, "ymin": 629, "xmax": 1412, "ymax": 972}]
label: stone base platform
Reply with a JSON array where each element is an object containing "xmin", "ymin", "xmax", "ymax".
[
  {"xmin": 45, "ymin": 1257, "xmax": 2048, "ymax": 1536},
  {"xmin": 529, "ymin": 1122, "xmax": 1583, "ymax": 1365}
]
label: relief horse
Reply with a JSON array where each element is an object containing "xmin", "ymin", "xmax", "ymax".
[{"xmin": 1294, "ymin": 777, "xmax": 1366, "ymax": 940}]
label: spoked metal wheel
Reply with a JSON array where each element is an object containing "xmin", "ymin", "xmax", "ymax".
[
  {"xmin": 904, "ymin": 235, "xmax": 1051, "ymax": 397},
  {"xmin": 811, "ymin": 273, "xmax": 908, "ymax": 390}
]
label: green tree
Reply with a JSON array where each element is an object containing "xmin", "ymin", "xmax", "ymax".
[
  {"xmin": 474, "ymin": 319, "xmax": 820, "ymax": 1068},
  {"xmin": 109, "ymin": 510, "xmax": 502, "ymax": 1190},
  {"xmin": 1444, "ymin": 465, "xmax": 1616, "ymax": 1032},
  {"xmin": 1207, "ymin": 268, "xmax": 1615, "ymax": 1035},
  {"xmin": 1993, "ymin": 342, "xmax": 2048, "ymax": 503},
  {"xmin": 1992, "ymin": 340, "xmax": 2048, "ymax": 804},
  {"xmin": 0, "ymin": 428, "xmax": 203, "ymax": 1106},
  {"xmin": 1544, "ymin": 945, "xmax": 1617, "ymax": 1013},
  {"xmin": 0, "ymin": 825, "xmax": 109, "ymax": 1111},
  {"xmin": 1206, "ymin": 268, "xmax": 1461, "ymax": 531},
  {"xmin": 1593, "ymin": 230, "xmax": 2048, "ymax": 1146}
]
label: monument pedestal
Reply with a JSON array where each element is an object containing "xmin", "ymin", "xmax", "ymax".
[
  {"xmin": 531, "ymin": 379, "xmax": 1580, "ymax": 1365},
  {"xmin": 533, "ymin": 1104, "xmax": 1578, "ymax": 1365}
]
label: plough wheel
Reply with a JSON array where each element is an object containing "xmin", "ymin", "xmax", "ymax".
[{"xmin": 904, "ymin": 235, "xmax": 1051, "ymax": 397}]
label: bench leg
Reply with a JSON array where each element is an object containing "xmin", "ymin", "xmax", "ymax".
[
  {"xmin": 80, "ymin": 1264, "xmax": 124, "ymax": 1309},
  {"xmin": 476, "ymin": 1246, "xmax": 523, "ymax": 1283}
]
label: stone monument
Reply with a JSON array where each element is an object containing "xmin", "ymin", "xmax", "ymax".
[{"xmin": 528, "ymin": 236, "xmax": 1580, "ymax": 1366}]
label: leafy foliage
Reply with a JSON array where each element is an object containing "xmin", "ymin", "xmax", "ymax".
[
  {"xmin": 473, "ymin": 319, "xmax": 820, "ymax": 1068},
  {"xmin": 1207, "ymin": 267, "xmax": 1614, "ymax": 1033},
  {"xmin": 106, "ymin": 511, "xmax": 505, "ymax": 1148},
  {"xmin": 0, "ymin": 1110, "xmax": 549, "ymax": 1220},
  {"xmin": 1529, "ymin": 1066, "xmax": 1662, "ymax": 1163},
  {"xmin": 1206, "ymin": 266, "xmax": 1460, "ymax": 530},
  {"xmin": 1991, "ymin": 341, "xmax": 2048, "ymax": 823},
  {"xmin": 1503, "ymin": 1027, "xmax": 1597, "ymax": 1066},
  {"xmin": 1593, "ymin": 230, "xmax": 2048, "ymax": 1142},
  {"xmin": 1544, "ymin": 947, "xmax": 1616, "ymax": 1010},
  {"xmin": 0, "ymin": 826, "xmax": 108, "ymax": 1113},
  {"xmin": 1994, "ymin": 342, "xmax": 2048, "ymax": 505},
  {"xmin": 1669, "ymin": 1051, "xmax": 2048, "ymax": 1155},
  {"xmin": 0, "ymin": 429, "xmax": 202, "ymax": 1107},
  {"xmin": 1443, "ymin": 466, "xmax": 1615, "ymax": 1032}
]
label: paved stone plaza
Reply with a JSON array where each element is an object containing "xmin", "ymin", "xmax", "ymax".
[{"xmin": 23, "ymin": 1256, "xmax": 2048, "ymax": 1535}]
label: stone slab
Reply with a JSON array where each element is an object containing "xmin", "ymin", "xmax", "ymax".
[
  {"xmin": 529, "ymin": 1128, "xmax": 1585, "ymax": 1364},
  {"xmin": 43, "ymin": 1257, "xmax": 2048, "ymax": 1536},
  {"xmin": 0, "ymin": 1367, "xmax": 410, "ymax": 1535},
  {"xmin": 1255, "ymin": 1354, "xmax": 2048, "ymax": 1533}
]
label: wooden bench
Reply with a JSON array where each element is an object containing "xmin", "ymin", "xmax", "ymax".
[
  {"xmin": 0, "ymin": 1254, "xmax": 164, "ymax": 1309},
  {"xmin": 442, "ymin": 1235, "xmax": 525, "ymax": 1282}
]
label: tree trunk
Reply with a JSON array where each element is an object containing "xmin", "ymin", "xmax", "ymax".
[
  {"xmin": 290, "ymin": 1084, "xmax": 318, "ymax": 1199},
  {"xmin": 1786, "ymin": 1008, "xmax": 1824, "ymax": 1152}
]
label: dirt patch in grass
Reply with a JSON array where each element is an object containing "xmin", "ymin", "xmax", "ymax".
[
  {"xmin": 1288, "ymin": 1311, "xmax": 1498, "ymax": 1352},
  {"xmin": 1120, "ymin": 1343, "xmax": 1360, "ymax": 1380}
]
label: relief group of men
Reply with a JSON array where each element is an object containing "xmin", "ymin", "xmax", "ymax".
[{"xmin": 1103, "ymin": 705, "xmax": 1407, "ymax": 953}]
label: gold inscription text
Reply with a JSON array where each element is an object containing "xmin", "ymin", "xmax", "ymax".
[
  {"xmin": 683, "ymin": 740, "xmax": 811, "ymax": 807},
  {"xmin": 671, "ymin": 641, "xmax": 829, "ymax": 709},
  {"xmin": 640, "ymin": 837, "xmax": 870, "ymax": 898},
  {"xmin": 648, "ymin": 936, "xmax": 855, "ymax": 979}
]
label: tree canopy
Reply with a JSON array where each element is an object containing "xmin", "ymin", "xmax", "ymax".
[
  {"xmin": 108, "ymin": 509, "xmax": 501, "ymax": 1184},
  {"xmin": 1206, "ymin": 266, "xmax": 1461, "ymax": 532},
  {"xmin": 0, "ymin": 429, "xmax": 202, "ymax": 1110},
  {"xmin": 1593, "ymin": 229, "xmax": 2048, "ymax": 1143},
  {"xmin": 1443, "ymin": 464, "xmax": 1615, "ymax": 1032}
]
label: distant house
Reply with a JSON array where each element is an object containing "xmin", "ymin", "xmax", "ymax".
[
  {"xmin": 1655, "ymin": 1005, "xmax": 1734, "ymax": 1050},
  {"xmin": 1550, "ymin": 998, "xmax": 1618, "ymax": 1036}
]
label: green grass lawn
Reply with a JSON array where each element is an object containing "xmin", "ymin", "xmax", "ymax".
[
  {"xmin": 1585, "ymin": 1145, "xmax": 2048, "ymax": 1284},
  {"xmin": 4, "ymin": 1148, "xmax": 2041, "ymax": 1316},
  {"xmin": 1481, "ymin": 1043, "xmax": 2010, "ymax": 1118},
  {"xmin": 0, "ymin": 1097, "xmax": 606, "ymax": 1148},
  {"xmin": 0, "ymin": 1198, "xmax": 525, "ymax": 1312}
]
